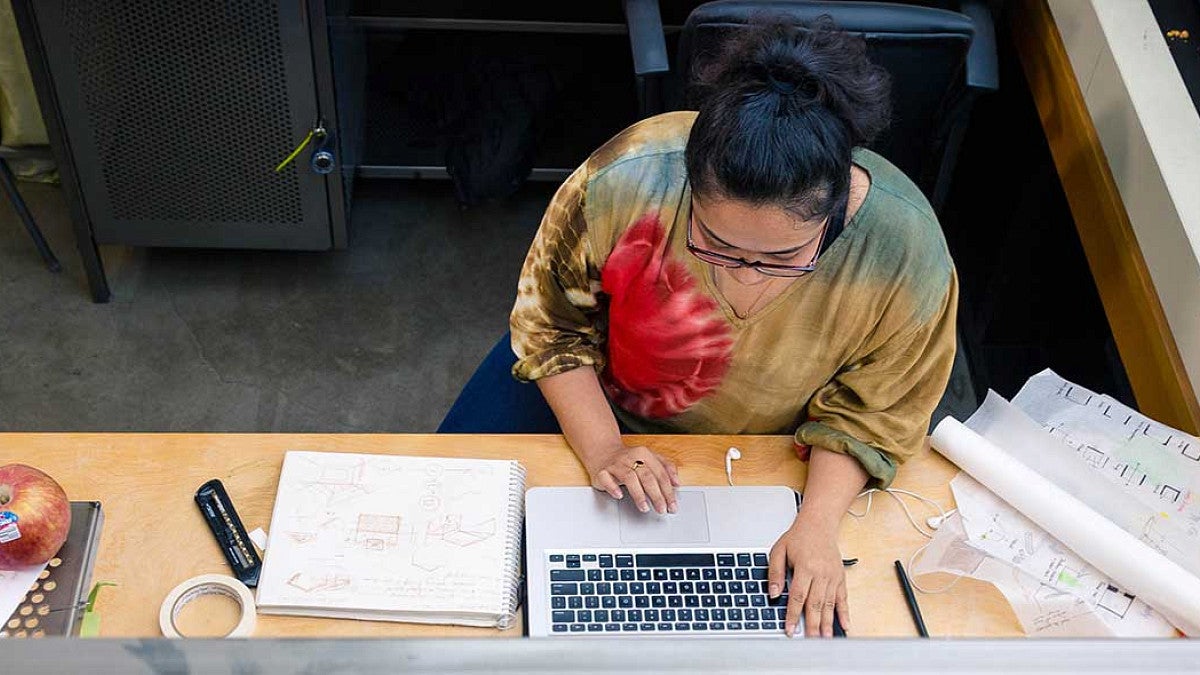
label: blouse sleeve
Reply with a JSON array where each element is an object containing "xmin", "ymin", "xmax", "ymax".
[
  {"xmin": 509, "ymin": 164, "xmax": 607, "ymax": 381},
  {"xmin": 794, "ymin": 271, "xmax": 959, "ymax": 489}
]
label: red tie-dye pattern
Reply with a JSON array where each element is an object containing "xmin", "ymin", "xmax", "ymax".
[{"xmin": 600, "ymin": 213, "xmax": 733, "ymax": 418}]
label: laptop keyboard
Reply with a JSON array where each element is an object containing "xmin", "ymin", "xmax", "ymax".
[{"xmin": 544, "ymin": 550, "xmax": 789, "ymax": 635}]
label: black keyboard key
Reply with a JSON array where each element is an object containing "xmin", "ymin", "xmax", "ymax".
[
  {"xmin": 670, "ymin": 569, "xmax": 685, "ymax": 580},
  {"xmin": 701, "ymin": 596, "xmax": 716, "ymax": 607},
  {"xmin": 754, "ymin": 553, "xmax": 769, "ymax": 566},
  {"xmin": 587, "ymin": 623, "xmax": 603, "ymax": 632},
  {"xmin": 647, "ymin": 582, "xmax": 662, "ymax": 594},
  {"xmin": 598, "ymin": 583, "xmax": 612, "ymax": 595},
  {"xmin": 653, "ymin": 569, "xmax": 668, "ymax": 581},
  {"xmin": 646, "ymin": 609, "xmax": 660, "ymax": 621},
  {"xmin": 569, "ymin": 597, "xmax": 583, "ymax": 609},
  {"xmin": 585, "ymin": 597, "xmax": 600, "ymax": 608},
  {"xmin": 713, "ymin": 582, "xmax": 727, "ymax": 594},
  {"xmin": 635, "ymin": 596, "xmax": 650, "ymax": 608},
  {"xmin": 652, "ymin": 596, "xmax": 666, "ymax": 608},
  {"xmin": 628, "ymin": 610, "xmax": 643, "ymax": 622},
  {"xmin": 631, "ymin": 582, "xmax": 645, "ymax": 594},
  {"xmin": 746, "ymin": 621, "xmax": 761, "ymax": 630},
  {"xmin": 619, "ymin": 596, "xmax": 633, "ymax": 608},
  {"xmin": 620, "ymin": 570, "xmax": 635, "ymax": 581},
  {"xmin": 551, "ymin": 570, "xmax": 585, "ymax": 582},
  {"xmin": 675, "ymin": 622, "xmax": 690, "ymax": 631},
  {"xmin": 686, "ymin": 569, "xmax": 701, "ymax": 580},
  {"xmin": 604, "ymin": 623, "xmax": 619, "ymax": 632},
  {"xmin": 584, "ymin": 554, "xmax": 597, "ymax": 562},
  {"xmin": 695, "ymin": 609, "xmax": 710, "ymax": 621},
  {"xmin": 679, "ymin": 609, "xmax": 693, "ymax": 621},
  {"xmin": 640, "ymin": 623, "xmax": 655, "ymax": 631},
  {"xmin": 735, "ymin": 568, "xmax": 750, "ymax": 580},
  {"xmin": 569, "ymin": 623, "xmax": 585, "ymax": 632},
  {"xmin": 567, "ymin": 554, "xmax": 581, "ymax": 562},
  {"xmin": 729, "ymin": 608, "xmax": 743, "ymax": 621},
  {"xmin": 604, "ymin": 570, "xmax": 619, "ymax": 581},
  {"xmin": 712, "ymin": 609, "xmax": 726, "ymax": 621},
  {"xmin": 728, "ymin": 622, "xmax": 743, "ymax": 631},
  {"xmin": 567, "ymin": 560, "xmax": 581, "ymax": 568},
  {"xmin": 549, "ymin": 554, "xmax": 564, "ymax": 562},
  {"xmin": 553, "ymin": 610, "xmax": 575, "ymax": 623},
  {"xmin": 768, "ymin": 594, "xmax": 788, "ymax": 607},
  {"xmin": 552, "ymin": 624, "xmax": 568, "ymax": 633},
  {"xmin": 637, "ymin": 569, "xmax": 652, "ymax": 581},
  {"xmin": 718, "ymin": 595, "xmax": 733, "ymax": 607},
  {"xmin": 737, "ymin": 553, "xmax": 752, "ymax": 566},
  {"xmin": 668, "ymin": 596, "xmax": 683, "ymax": 608},
  {"xmin": 577, "ymin": 610, "xmax": 592, "ymax": 622},
  {"xmin": 636, "ymin": 553, "xmax": 717, "ymax": 568},
  {"xmin": 599, "ymin": 555, "xmax": 614, "ymax": 568},
  {"xmin": 746, "ymin": 608, "xmax": 759, "ymax": 620},
  {"xmin": 662, "ymin": 609, "xmax": 676, "ymax": 621},
  {"xmin": 552, "ymin": 597, "xmax": 566, "ymax": 609},
  {"xmin": 719, "ymin": 569, "xmax": 734, "ymax": 580},
  {"xmin": 602, "ymin": 596, "xmax": 616, "ymax": 608},
  {"xmin": 588, "ymin": 570, "xmax": 602, "ymax": 582},
  {"xmin": 703, "ymin": 569, "xmax": 717, "ymax": 580},
  {"xmin": 717, "ymin": 554, "xmax": 736, "ymax": 567},
  {"xmin": 658, "ymin": 623, "xmax": 673, "ymax": 631},
  {"xmin": 616, "ymin": 555, "xmax": 634, "ymax": 568},
  {"xmin": 594, "ymin": 610, "xmax": 609, "ymax": 622},
  {"xmin": 612, "ymin": 610, "xmax": 626, "ymax": 622},
  {"xmin": 751, "ymin": 568, "xmax": 768, "ymax": 580},
  {"xmin": 734, "ymin": 595, "xmax": 749, "ymax": 607},
  {"xmin": 551, "ymin": 583, "xmax": 578, "ymax": 595},
  {"xmin": 614, "ymin": 582, "xmax": 629, "ymax": 594},
  {"xmin": 711, "ymin": 622, "xmax": 725, "ymax": 630},
  {"xmin": 761, "ymin": 608, "xmax": 776, "ymax": 620},
  {"xmin": 663, "ymin": 582, "xmax": 678, "ymax": 594},
  {"xmin": 685, "ymin": 596, "xmax": 700, "ymax": 608},
  {"xmin": 623, "ymin": 622, "xmax": 638, "ymax": 631},
  {"xmin": 679, "ymin": 582, "xmax": 694, "ymax": 594},
  {"xmin": 697, "ymin": 582, "xmax": 711, "ymax": 594},
  {"xmin": 580, "ymin": 583, "xmax": 595, "ymax": 595},
  {"xmin": 729, "ymin": 581, "xmax": 743, "ymax": 593},
  {"xmin": 693, "ymin": 622, "xmax": 707, "ymax": 631}
]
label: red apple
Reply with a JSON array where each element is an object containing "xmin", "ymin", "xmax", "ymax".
[{"xmin": 0, "ymin": 464, "xmax": 71, "ymax": 568}]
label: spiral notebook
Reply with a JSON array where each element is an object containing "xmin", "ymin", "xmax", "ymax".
[{"xmin": 256, "ymin": 451, "xmax": 526, "ymax": 628}]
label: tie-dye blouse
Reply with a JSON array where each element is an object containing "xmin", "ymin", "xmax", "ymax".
[{"xmin": 510, "ymin": 111, "xmax": 957, "ymax": 488}]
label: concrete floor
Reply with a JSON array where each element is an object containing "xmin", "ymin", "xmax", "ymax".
[{"xmin": 0, "ymin": 177, "xmax": 976, "ymax": 433}]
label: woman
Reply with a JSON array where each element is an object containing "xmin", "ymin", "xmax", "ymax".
[{"xmin": 498, "ymin": 16, "xmax": 954, "ymax": 637}]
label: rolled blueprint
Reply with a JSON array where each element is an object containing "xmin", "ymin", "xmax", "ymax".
[{"xmin": 931, "ymin": 417, "xmax": 1200, "ymax": 636}]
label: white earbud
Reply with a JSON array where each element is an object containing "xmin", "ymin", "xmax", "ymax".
[
  {"xmin": 725, "ymin": 447, "xmax": 742, "ymax": 486},
  {"xmin": 925, "ymin": 508, "xmax": 957, "ymax": 530}
]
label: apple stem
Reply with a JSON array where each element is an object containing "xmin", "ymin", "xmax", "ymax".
[{"xmin": 0, "ymin": 484, "xmax": 9, "ymax": 506}]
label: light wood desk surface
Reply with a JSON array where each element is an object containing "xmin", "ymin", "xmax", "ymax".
[{"xmin": 0, "ymin": 433, "xmax": 1020, "ymax": 638}]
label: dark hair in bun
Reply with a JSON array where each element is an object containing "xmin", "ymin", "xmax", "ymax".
[{"xmin": 685, "ymin": 15, "xmax": 892, "ymax": 220}]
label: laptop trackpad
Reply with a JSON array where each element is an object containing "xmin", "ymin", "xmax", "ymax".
[{"xmin": 618, "ymin": 491, "xmax": 710, "ymax": 544}]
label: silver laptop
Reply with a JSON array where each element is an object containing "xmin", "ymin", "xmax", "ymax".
[{"xmin": 525, "ymin": 486, "xmax": 800, "ymax": 638}]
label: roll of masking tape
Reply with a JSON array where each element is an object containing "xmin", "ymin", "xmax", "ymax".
[{"xmin": 159, "ymin": 574, "xmax": 256, "ymax": 638}]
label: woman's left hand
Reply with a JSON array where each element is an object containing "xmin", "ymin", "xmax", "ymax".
[{"xmin": 768, "ymin": 516, "xmax": 849, "ymax": 637}]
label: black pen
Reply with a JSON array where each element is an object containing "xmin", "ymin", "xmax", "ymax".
[{"xmin": 894, "ymin": 559, "xmax": 928, "ymax": 637}]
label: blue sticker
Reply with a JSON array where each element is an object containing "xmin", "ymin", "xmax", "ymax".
[{"xmin": 0, "ymin": 511, "xmax": 17, "ymax": 527}]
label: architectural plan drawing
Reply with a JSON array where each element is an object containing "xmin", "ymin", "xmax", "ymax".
[{"xmin": 255, "ymin": 451, "xmax": 525, "ymax": 627}]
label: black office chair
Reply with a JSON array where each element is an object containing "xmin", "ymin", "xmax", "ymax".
[
  {"xmin": 629, "ymin": 0, "xmax": 998, "ymax": 214},
  {"xmin": 0, "ymin": 144, "xmax": 60, "ymax": 272}
]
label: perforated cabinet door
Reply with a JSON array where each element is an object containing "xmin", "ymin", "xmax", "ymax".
[{"xmin": 29, "ymin": 0, "xmax": 333, "ymax": 249}]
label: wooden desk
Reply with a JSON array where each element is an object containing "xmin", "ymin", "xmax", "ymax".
[{"xmin": 0, "ymin": 433, "xmax": 1020, "ymax": 637}]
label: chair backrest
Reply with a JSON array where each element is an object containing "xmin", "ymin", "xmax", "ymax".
[{"xmin": 677, "ymin": 0, "xmax": 977, "ymax": 210}]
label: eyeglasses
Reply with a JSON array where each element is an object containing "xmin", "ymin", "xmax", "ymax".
[{"xmin": 686, "ymin": 213, "xmax": 827, "ymax": 277}]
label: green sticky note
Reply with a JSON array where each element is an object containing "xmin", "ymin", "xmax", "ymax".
[{"xmin": 79, "ymin": 582, "xmax": 117, "ymax": 638}]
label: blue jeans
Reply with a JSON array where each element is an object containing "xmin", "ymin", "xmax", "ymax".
[{"xmin": 437, "ymin": 333, "xmax": 562, "ymax": 433}]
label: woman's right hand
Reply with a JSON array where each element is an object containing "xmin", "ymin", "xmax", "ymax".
[{"xmin": 584, "ymin": 443, "xmax": 681, "ymax": 515}]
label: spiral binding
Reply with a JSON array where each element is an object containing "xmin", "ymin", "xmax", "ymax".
[{"xmin": 495, "ymin": 461, "xmax": 528, "ymax": 629}]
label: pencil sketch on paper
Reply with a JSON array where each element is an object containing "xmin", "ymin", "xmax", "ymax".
[{"xmin": 256, "ymin": 451, "xmax": 517, "ymax": 613}]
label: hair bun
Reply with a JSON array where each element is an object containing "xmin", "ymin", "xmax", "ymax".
[{"xmin": 761, "ymin": 61, "xmax": 821, "ymax": 107}]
